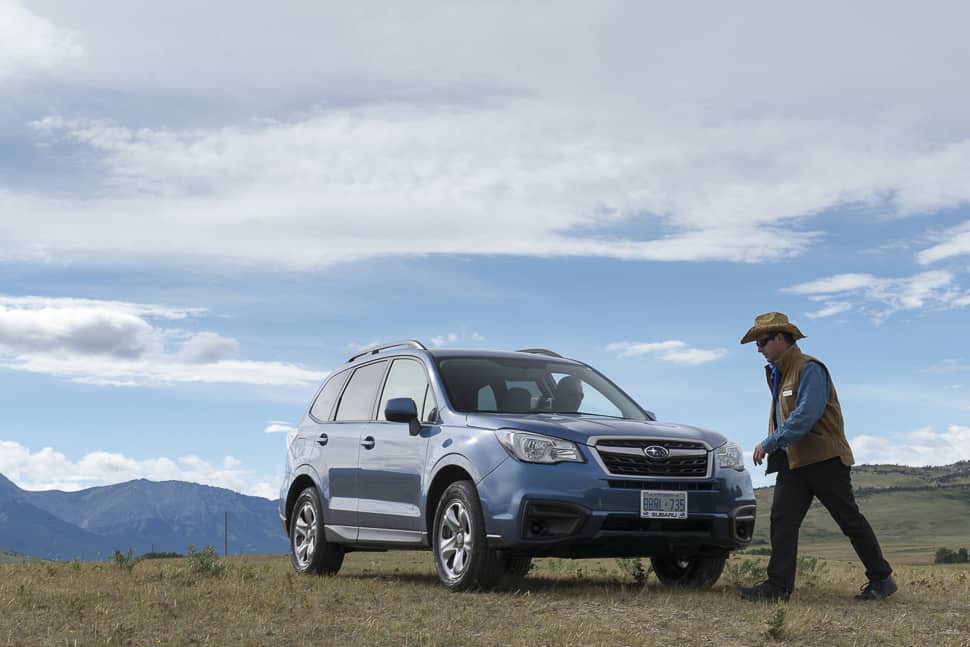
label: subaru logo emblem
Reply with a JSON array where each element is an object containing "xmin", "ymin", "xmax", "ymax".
[{"xmin": 643, "ymin": 445, "xmax": 669, "ymax": 460}]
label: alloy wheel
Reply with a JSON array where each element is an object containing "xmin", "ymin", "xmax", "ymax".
[
  {"xmin": 293, "ymin": 500, "xmax": 318, "ymax": 569},
  {"xmin": 437, "ymin": 499, "xmax": 473, "ymax": 579}
]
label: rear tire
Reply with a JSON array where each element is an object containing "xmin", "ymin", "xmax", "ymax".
[
  {"xmin": 289, "ymin": 487, "xmax": 344, "ymax": 575},
  {"xmin": 432, "ymin": 480, "xmax": 504, "ymax": 591},
  {"xmin": 651, "ymin": 556, "xmax": 726, "ymax": 588}
]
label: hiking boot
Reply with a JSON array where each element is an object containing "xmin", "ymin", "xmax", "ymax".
[
  {"xmin": 855, "ymin": 575, "xmax": 897, "ymax": 600},
  {"xmin": 737, "ymin": 580, "xmax": 791, "ymax": 602}
]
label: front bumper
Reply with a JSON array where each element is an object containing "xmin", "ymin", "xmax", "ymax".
[{"xmin": 476, "ymin": 452, "xmax": 756, "ymax": 559}]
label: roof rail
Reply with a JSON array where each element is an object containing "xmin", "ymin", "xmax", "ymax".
[
  {"xmin": 347, "ymin": 340, "xmax": 427, "ymax": 363},
  {"xmin": 516, "ymin": 348, "xmax": 563, "ymax": 358}
]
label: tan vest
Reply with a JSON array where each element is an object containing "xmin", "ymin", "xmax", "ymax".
[{"xmin": 766, "ymin": 344, "xmax": 854, "ymax": 469}]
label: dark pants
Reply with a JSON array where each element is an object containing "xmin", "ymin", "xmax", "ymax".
[{"xmin": 767, "ymin": 453, "xmax": 892, "ymax": 592}]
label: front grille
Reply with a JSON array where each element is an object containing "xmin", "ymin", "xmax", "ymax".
[
  {"xmin": 595, "ymin": 439, "xmax": 709, "ymax": 477},
  {"xmin": 597, "ymin": 439, "xmax": 706, "ymax": 450}
]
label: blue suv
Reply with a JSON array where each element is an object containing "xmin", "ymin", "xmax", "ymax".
[{"xmin": 279, "ymin": 341, "xmax": 756, "ymax": 590}]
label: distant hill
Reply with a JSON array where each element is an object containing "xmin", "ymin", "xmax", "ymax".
[
  {"xmin": 751, "ymin": 461, "xmax": 970, "ymax": 563},
  {"xmin": 0, "ymin": 474, "xmax": 288, "ymax": 561}
]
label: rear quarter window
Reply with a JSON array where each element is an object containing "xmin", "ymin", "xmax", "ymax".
[{"xmin": 309, "ymin": 370, "xmax": 349, "ymax": 422}]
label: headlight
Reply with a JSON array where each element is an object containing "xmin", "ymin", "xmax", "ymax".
[
  {"xmin": 715, "ymin": 441, "xmax": 745, "ymax": 471},
  {"xmin": 495, "ymin": 430, "xmax": 584, "ymax": 464}
]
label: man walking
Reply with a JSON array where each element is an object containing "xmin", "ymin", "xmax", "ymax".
[{"xmin": 737, "ymin": 312, "xmax": 896, "ymax": 602}]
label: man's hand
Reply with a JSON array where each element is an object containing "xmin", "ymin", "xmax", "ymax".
[{"xmin": 752, "ymin": 444, "xmax": 766, "ymax": 466}]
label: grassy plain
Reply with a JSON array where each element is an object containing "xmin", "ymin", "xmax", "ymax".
[
  {"xmin": 5, "ymin": 464, "xmax": 969, "ymax": 645},
  {"xmin": 751, "ymin": 463, "xmax": 970, "ymax": 564},
  {"xmin": 2, "ymin": 551, "xmax": 969, "ymax": 646}
]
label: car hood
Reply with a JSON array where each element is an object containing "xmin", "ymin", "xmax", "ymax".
[{"xmin": 464, "ymin": 413, "xmax": 727, "ymax": 448}]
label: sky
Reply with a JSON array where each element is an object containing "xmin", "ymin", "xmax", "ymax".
[{"xmin": 1, "ymin": 0, "xmax": 969, "ymax": 498}]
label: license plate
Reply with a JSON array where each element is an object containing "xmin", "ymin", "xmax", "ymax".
[{"xmin": 640, "ymin": 490, "xmax": 687, "ymax": 519}]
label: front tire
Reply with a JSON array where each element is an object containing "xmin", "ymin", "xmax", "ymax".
[
  {"xmin": 432, "ymin": 480, "xmax": 504, "ymax": 591},
  {"xmin": 651, "ymin": 556, "xmax": 726, "ymax": 588},
  {"xmin": 290, "ymin": 487, "xmax": 344, "ymax": 575}
]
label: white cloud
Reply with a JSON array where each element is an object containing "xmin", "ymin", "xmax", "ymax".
[
  {"xmin": 785, "ymin": 270, "xmax": 970, "ymax": 320},
  {"xmin": 842, "ymin": 382, "xmax": 970, "ymax": 413},
  {"xmin": 851, "ymin": 425, "xmax": 970, "ymax": 466},
  {"xmin": 0, "ymin": 101, "xmax": 966, "ymax": 270},
  {"xmin": 606, "ymin": 340, "xmax": 728, "ymax": 366},
  {"xmin": 918, "ymin": 220, "xmax": 970, "ymax": 265},
  {"xmin": 2, "ymin": 5, "xmax": 970, "ymax": 272},
  {"xmin": 0, "ymin": 440, "xmax": 275, "ymax": 498},
  {"xmin": 6, "ymin": 355, "xmax": 326, "ymax": 387},
  {"xmin": 805, "ymin": 302, "xmax": 853, "ymax": 319},
  {"xmin": 430, "ymin": 332, "xmax": 485, "ymax": 348},
  {"xmin": 0, "ymin": 294, "xmax": 324, "ymax": 386},
  {"xmin": 0, "ymin": 1, "xmax": 82, "ymax": 83},
  {"xmin": 919, "ymin": 359, "xmax": 969, "ymax": 375},
  {"xmin": 176, "ymin": 332, "xmax": 240, "ymax": 364},
  {"xmin": 790, "ymin": 274, "xmax": 884, "ymax": 295},
  {"xmin": 263, "ymin": 421, "xmax": 295, "ymax": 434},
  {"xmin": 265, "ymin": 421, "xmax": 298, "ymax": 447},
  {"xmin": 0, "ymin": 295, "xmax": 202, "ymax": 320}
]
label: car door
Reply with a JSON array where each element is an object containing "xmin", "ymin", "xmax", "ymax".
[
  {"xmin": 311, "ymin": 359, "xmax": 388, "ymax": 542},
  {"xmin": 357, "ymin": 357, "xmax": 435, "ymax": 541}
]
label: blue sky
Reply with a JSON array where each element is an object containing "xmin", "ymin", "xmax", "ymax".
[{"xmin": 1, "ymin": 1, "xmax": 969, "ymax": 497}]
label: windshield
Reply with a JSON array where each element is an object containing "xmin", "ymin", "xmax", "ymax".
[{"xmin": 436, "ymin": 356, "xmax": 648, "ymax": 420}]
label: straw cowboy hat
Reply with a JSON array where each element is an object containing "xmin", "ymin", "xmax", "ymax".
[{"xmin": 740, "ymin": 312, "xmax": 806, "ymax": 345}]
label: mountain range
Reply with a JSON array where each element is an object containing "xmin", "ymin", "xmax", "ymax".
[{"xmin": 0, "ymin": 473, "xmax": 287, "ymax": 561}]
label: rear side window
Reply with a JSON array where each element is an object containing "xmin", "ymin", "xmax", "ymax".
[
  {"xmin": 378, "ymin": 359, "xmax": 431, "ymax": 421},
  {"xmin": 335, "ymin": 361, "xmax": 388, "ymax": 421},
  {"xmin": 309, "ymin": 370, "xmax": 349, "ymax": 422}
]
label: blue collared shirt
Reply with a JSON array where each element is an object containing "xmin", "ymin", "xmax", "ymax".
[{"xmin": 760, "ymin": 361, "xmax": 829, "ymax": 454}]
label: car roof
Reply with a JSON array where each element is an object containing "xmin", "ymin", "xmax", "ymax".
[
  {"xmin": 343, "ymin": 347, "xmax": 586, "ymax": 368},
  {"xmin": 425, "ymin": 348, "xmax": 584, "ymax": 364},
  {"xmin": 341, "ymin": 340, "xmax": 587, "ymax": 368}
]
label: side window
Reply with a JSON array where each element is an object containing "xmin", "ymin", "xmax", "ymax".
[
  {"xmin": 309, "ymin": 370, "xmax": 350, "ymax": 422},
  {"xmin": 477, "ymin": 385, "xmax": 497, "ymax": 411},
  {"xmin": 334, "ymin": 361, "xmax": 388, "ymax": 421},
  {"xmin": 378, "ymin": 359, "xmax": 430, "ymax": 421}
]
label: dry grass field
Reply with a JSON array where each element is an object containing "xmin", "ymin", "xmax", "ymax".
[{"xmin": 2, "ymin": 549, "xmax": 969, "ymax": 646}]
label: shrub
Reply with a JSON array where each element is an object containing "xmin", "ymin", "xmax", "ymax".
[
  {"xmin": 723, "ymin": 557, "xmax": 767, "ymax": 586},
  {"xmin": 764, "ymin": 604, "xmax": 785, "ymax": 640},
  {"xmin": 140, "ymin": 552, "xmax": 183, "ymax": 560},
  {"xmin": 935, "ymin": 547, "xmax": 970, "ymax": 564},
  {"xmin": 113, "ymin": 549, "xmax": 139, "ymax": 573},
  {"xmin": 187, "ymin": 545, "xmax": 226, "ymax": 577},
  {"xmin": 615, "ymin": 557, "xmax": 648, "ymax": 587},
  {"xmin": 794, "ymin": 555, "xmax": 829, "ymax": 588}
]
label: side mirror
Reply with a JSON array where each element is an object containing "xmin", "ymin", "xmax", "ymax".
[{"xmin": 385, "ymin": 397, "xmax": 422, "ymax": 436}]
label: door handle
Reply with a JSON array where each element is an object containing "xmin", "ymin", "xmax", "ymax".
[
  {"xmin": 317, "ymin": 433, "xmax": 328, "ymax": 446},
  {"xmin": 360, "ymin": 436, "xmax": 376, "ymax": 450}
]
